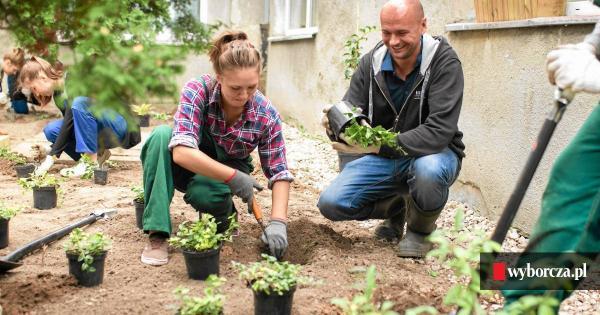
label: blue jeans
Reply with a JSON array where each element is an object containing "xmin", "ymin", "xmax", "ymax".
[
  {"xmin": 318, "ymin": 148, "xmax": 460, "ymax": 221},
  {"xmin": 43, "ymin": 96, "xmax": 127, "ymax": 160},
  {"xmin": 7, "ymin": 74, "xmax": 28, "ymax": 114}
]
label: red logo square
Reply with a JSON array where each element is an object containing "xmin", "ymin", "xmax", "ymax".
[{"xmin": 493, "ymin": 262, "xmax": 507, "ymax": 281}]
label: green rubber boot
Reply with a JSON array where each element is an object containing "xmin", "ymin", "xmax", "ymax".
[{"xmin": 397, "ymin": 198, "xmax": 442, "ymax": 258}]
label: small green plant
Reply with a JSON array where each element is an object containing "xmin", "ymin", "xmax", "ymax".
[
  {"xmin": 131, "ymin": 185, "xmax": 144, "ymax": 203},
  {"xmin": 64, "ymin": 228, "xmax": 111, "ymax": 272},
  {"xmin": 152, "ymin": 112, "xmax": 171, "ymax": 121},
  {"xmin": 168, "ymin": 213, "xmax": 238, "ymax": 252},
  {"xmin": 233, "ymin": 254, "xmax": 311, "ymax": 296},
  {"xmin": 343, "ymin": 120, "xmax": 398, "ymax": 149},
  {"xmin": 173, "ymin": 275, "xmax": 226, "ymax": 315},
  {"xmin": 79, "ymin": 155, "xmax": 96, "ymax": 179},
  {"xmin": 331, "ymin": 265, "xmax": 398, "ymax": 315},
  {"xmin": 343, "ymin": 25, "xmax": 377, "ymax": 80},
  {"xmin": 132, "ymin": 103, "xmax": 154, "ymax": 116},
  {"xmin": 0, "ymin": 202, "xmax": 21, "ymax": 220},
  {"xmin": 0, "ymin": 146, "xmax": 28, "ymax": 165},
  {"xmin": 18, "ymin": 173, "xmax": 61, "ymax": 189},
  {"xmin": 496, "ymin": 295, "xmax": 560, "ymax": 315}
]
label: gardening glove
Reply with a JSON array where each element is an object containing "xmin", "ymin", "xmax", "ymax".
[
  {"xmin": 34, "ymin": 155, "xmax": 56, "ymax": 176},
  {"xmin": 0, "ymin": 92, "xmax": 8, "ymax": 106},
  {"xmin": 260, "ymin": 219, "xmax": 288, "ymax": 259},
  {"xmin": 331, "ymin": 133, "xmax": 380, "ymax": 154},
  {"xmin": 225, "ymin": 170, "xmax": 263, "ymax": 206},
  {"xmin": 547, "ymin": 46, "xmax": 600, "ymax": 93}
]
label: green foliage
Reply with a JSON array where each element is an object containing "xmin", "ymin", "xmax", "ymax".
[
  {"xmin": 343, "ymin": 25, "xmax": 377, "ymax": 80},
  {"xmin": 331, "ymin": 265, "xmax": 398, "ymax": 315},
  {"xmin": 233, "ymin": 254, "xmax": 310, "ymax": 296},
  {"xmin": 152, "ymin": 111, "xmax": 171, "ymax": 121},
  {"xmin": 64, "ymin": 228, "xmax": 111, "ymax": 272},
  {"xmin": 343, "ymin": 120, "xmax": 398, "ymax": 149},
  {"xmin": 0, "ymin": 202, "xmax": 21, "ymax": 220},
  {"xmin": 496, "ymin": 295, "xmax": 560, "ymax": 315},
  {"xmin": 132, "ymin": 103, "xmax": 154, "ymax": 116},
  {"xmin": 168, "ymin": 213, "xmax": 238, "ymax": 252},
  {"xmin": 0, "ymin": 146, "xmax": 28, "ymax": 165},
  {"xmin": 173, "ymin": 275, "xmax": 226, "ymax": 315},
  {"xmin": 131, "ymin": 185, "xmax": 145, "ymax": 202},
  {"xmin": 18, "ymin": 173, "xmax": 61, "ymax": 189},
  {"xmin": 77, "ymin": 155, "xmax": 96, "ymax": 179},
  {"xmin": 0, "ymin": 0, "xmax": 219, "ymax": 120}
]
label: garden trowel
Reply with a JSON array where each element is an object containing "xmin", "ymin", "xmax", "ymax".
[{"xmin": 0, "ymin": 208, "xmax": 118, "ymax": 273}]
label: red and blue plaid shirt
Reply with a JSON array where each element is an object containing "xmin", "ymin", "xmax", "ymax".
[{"xmin": 169, "ymin": 74, "xmax": 293, "ymax": 188}]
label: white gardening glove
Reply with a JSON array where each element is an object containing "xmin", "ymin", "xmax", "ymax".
[
  {"xmin": 35, "ymin": 155, "xmax": 56, "ymax": 176},
  {"xmin": 547, "ymin": 47, "xmax": 600, "ymax": 93},
  {"xmin": 0, "ymin": 92, "xmax": 8, "ymax": 106},
  {"xmin": 331, "ymin": 133, "xmax": 380, "ymax": 154}
]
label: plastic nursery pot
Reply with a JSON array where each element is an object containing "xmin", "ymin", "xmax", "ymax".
[
  {"xmin": 93, "ymin": 168, "xmax": 108, "ymax": 185},
  {"xmin": 138, "ymin": 114, "xmax": 150, "ymax": 127},
  {"xmin": 253, "ymin": 286, "xmax": 296, "ymax": 315},
  {"xmin": 181, "ymin": 246, "xmax": 221, "ymax": 280},
  {"xmin": 134, "ymin": 199, "xmax": 144, "ymax": 229},
  {"xmin": 66, "ymin": 251, "xmax": 108, "ymax": 287},
  {"xmin": 326, "ymin": 100, "xmax": 369, "ymax": 143},
  {"xmin": 0, "ymin": 218, "xmax": 9, "ymax": 249},
  {"xmin": 33, "ymin": 186, "xmax": 57, "ymax": 210},
  {"xmin": 15, "ymin": 163, "xmax": 35, "ymax": 178}
]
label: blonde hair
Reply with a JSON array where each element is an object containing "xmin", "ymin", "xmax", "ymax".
[
  {"xmin": 3, "ymin": 48, "xmax": 25, "ymax": 69},
  {"xmin": 18, "ymin": 56, "xmax": 64, "ymax": 87},
  {"xmin": 208, "ymin": 30, "xmax": 261, "ymax": 74}
]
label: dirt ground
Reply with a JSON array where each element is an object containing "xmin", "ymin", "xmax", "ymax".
[{"xmin": 0, "ymin": 110, "xmax": 596, "ymax": 314}]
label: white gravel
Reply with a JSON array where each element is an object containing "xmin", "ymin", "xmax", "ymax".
[{"xmin": 282, "ymin": 122, "xmax": 599, "ymax": 315}]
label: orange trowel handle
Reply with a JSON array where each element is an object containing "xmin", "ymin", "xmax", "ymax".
[{"xmin": 252, "ymin": 197, "xmax": 263, "ymax": 221}]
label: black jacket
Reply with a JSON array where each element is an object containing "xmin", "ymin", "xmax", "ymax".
[{"xmin": 343, "ymin": 34, "xmax": 465, "ymax": 159}]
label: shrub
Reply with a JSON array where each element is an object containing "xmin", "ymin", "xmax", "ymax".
[
  {"xmin": 168, "ymin": 213, "xmax": 238, "ymax": 252},
  {"xmin": 173, "ymin": 275, "xmax": 226, "ymax": 315},
  {"xmin": 64, "ymin": 228, "xmax": 111, "ymax": 272},
  {"xmin": 233, "ymin": 254, "xmax": 310, "ymax": 296}
]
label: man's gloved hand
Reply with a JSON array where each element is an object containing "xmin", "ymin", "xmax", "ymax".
[
  {"xmin": 260, "ymin": 219, "xmax": 288, "ymax": 259},
  {"xmin": 331, "ymin": 133, "xmax": 380, "ymax": 154},
  {"xmin": 224, "ymin": 170, "xmax": 263, "ymax": 205},
  {"xmin": 547, "ymin": 46, "xmax": 600, "ymax": 93}
]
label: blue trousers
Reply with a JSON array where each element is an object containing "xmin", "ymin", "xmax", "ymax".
[
  {"xmin": 43, "ymin": 96, "xmax": 127, "ymax": 160},
  {"xmin": 318, "ymin": 148, "xmax": 460, "ymax": 221},
  {"xmin": 7, "ymin": 74, "xmax": 28, "ymax": 114}
]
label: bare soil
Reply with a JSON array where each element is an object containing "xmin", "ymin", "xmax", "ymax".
[{"xmin": 0, "ymin": 113, "xmax": 456, "ymax": 315}]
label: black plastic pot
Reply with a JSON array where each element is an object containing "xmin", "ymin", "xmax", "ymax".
[
  {"xmin": 138, "ymin": 114, "xmax": 150, "ymax": 127},
  {"xmin": 93, "ymin": 168, "xmax": 108, "ymax": 185},
  {"xmin": 0, "ymin": 218, "xmax": 9, "ymax": 249},
  {"xmin": 182, "ymin": 246, "xmax": 220, "ymax": 280},
  {"xmin": 33, "ymin": 186, "xmax": 57, "ymax": 210},
  {"xmin": 134, "ymin": 199, "xmax": 144, "ymax": 229},
  {"xmin": 326, "ymin": 101, "xmax": 369, "ymax": 143},
  {"xmin": 15, "ymin": 163, "xmax": 35, "ymax": 178},
  {"xmin": 253, "ymin": 286, "xmax": 296, "ymax": 315},
  {"xmin": 67, "ymin": 251, "xmax": 107, "ymax": 287}
]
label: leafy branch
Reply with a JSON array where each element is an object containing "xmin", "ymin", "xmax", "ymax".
[{"xmin": 343, "ymin": 25, "xmax": 377, "ymax": 80}]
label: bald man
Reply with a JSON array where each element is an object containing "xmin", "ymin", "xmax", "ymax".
[{"xmin": 318, "ymin": 0, "xmax": 464, "ymax": 258}]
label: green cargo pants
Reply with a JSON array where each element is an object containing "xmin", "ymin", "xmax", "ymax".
[
  {"xmin": 140, "ymin": 125, "xmax": 253, "ymax": 235},
  {"xmin": 502, "ymin": 103, "xmax": 600, "ymax": 307}
]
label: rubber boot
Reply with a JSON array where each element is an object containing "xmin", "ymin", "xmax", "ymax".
[
  {"xmin": 397, "ymin": 198, "xmax": 442, "ymax": 258},
  {"xmin": 371, "ymin": 195, "xmax": 407, "ymax": 241}
]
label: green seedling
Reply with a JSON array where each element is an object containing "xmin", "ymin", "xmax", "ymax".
[
  {"xmin": 343, "ymin": 120, "xmax": 398, "ymax": 149},
  {"xmin": 132, "ymin": 103, "xmax": 154, "ymax": 116},
  {"xmin": 0, "ymin": 202, "xmax": 21, "ymax": 220},
  {"xmin": 331, "ymin": 265, "xmax": 398, "ymax": 315},
  {"xmin": 173, "ymin": 275, "xmax": 226, "ymax": 315},
  {"xmin": 152, "ymin": 112, "xmax": 170, "ymax": 121},
  {"xmin": 168, "ymin": 213, "xmax": 238, "ymax": 252},
  {"xmin": 496, "ymin": 295, "xmax": 559, "ymax": 315},
  {"xmin": 79, "ymin": 155, "xmax": 96, "ymax": 179},
  {"xmin": 233, "ymin": 254, "xmax": 311, "ymax": 296},
  {"xmin": 0, "ymin": 146, "xmax": 28, "ymax": 165},
  {"xmin": 64, "ymin": 228, "xmax": 111, "ymax": 272},
  {"xmin": 18, "ymin": 173, "xmax": 61, "ymax": 189},
  {"xmin": 131, "ymin": 185, "xmax": 144, "ymax": 203},
  {"xmin": 343, "ymin": 25, "xmax": 377, "ymax": 80}
]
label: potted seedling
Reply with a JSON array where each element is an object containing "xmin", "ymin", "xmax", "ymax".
[
  {"xmin": 168, "ymin": 213, "xmax": 238, "ymax": 280},
  {"xmin": 233, "ymin": 254, "xmax": 310, "ymax": 315},
  {"xmin": 131, "ymin": 185, "xmax": 145, "ymax": 229},
  {"xmin": 63, "ymin": 228, "xmax": 111, "ymax": 287},
  {"xmin": 132, "ymin": 103, "xmax": 153, "ymax": 127},
  {"xmin": 90, "ymin": 156, "xmax": 109, "ymax": 185},
  {"xmin": 18, "ymin": 173, "xmax": 61, "ymax": 210},
  {"xmin": 0, "ymin": 203, "xmax": 20, "ymax": 249},
  {"xmin": 0, "ymin": 146, "xmax": 35, "ymax": 178},
  {"xmin": 173, "ymin": 275, "xmax": 226, "ymax": 315}
]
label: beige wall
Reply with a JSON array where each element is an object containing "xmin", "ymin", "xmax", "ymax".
[{"xmin": 266, "ymin": 0, "xmax": 598, "ymax": 232}]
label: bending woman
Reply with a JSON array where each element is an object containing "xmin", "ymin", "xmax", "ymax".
[{"xmin": 140, "ymin": 30, "xmax": 293, "ymax": 266}]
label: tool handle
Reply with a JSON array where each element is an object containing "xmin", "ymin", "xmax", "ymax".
[{"xmin": 252, "ymin": 197, "xmax": 263, "ymax": 221}]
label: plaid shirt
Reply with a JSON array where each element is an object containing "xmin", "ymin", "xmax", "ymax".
[{"xmin": 169, "ymin": 74, "xmax": 293, "ymax": 188}]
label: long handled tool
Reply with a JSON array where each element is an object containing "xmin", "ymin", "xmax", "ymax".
[
  {"xmin": 251, "ymin": 196, "xmax": 269, "ymax": 243},
  {"xmin": 490, "ymin": 88, "xmax": 574, "ymax": 246},
  {"xmin": 0, "ymin": 209, "xmax": 118, "ymax": 273}
]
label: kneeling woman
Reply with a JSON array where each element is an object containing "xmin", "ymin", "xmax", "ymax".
[
  {"xmin": 140, "ymin": 31, "xmax": 293, "ymax": 266},
  {"xmin": 18, "ymin": 56, "xmax": 139, "ymax": 177}
]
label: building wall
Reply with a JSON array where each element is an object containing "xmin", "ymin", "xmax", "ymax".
[{"xmin": 265, "ymin": 0, "xmax": 598, "ymax": 232}]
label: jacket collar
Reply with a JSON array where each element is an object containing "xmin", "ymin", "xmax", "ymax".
[{"xmin": 371, "ymin": 33, "xmax": 440, "ymax": 77}]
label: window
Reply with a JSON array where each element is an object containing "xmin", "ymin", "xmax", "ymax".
[{"xmin": 285, "ymin": 0, "xmax": 317, "ymax": 36}]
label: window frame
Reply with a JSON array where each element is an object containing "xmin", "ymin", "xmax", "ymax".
[{"xmin": 283, "ymin": 0, "xmax": 318, "ymax": 36}]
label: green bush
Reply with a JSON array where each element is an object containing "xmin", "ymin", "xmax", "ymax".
[
  {"xmin": 168, "ymin": 213, "xmax": 238, "ymax": 252},
  {"xmin": 131, "ymin": 185, "xmax": 144, "ymax": 203},
  {"xmin": 64, "ymin": 228, "xmax": 111, "ymax": 272},
  {"xmin": 233, "ymin": 254, "xmax": 310, "ymax": 296},
  {"xmin": 0, "ymin": 202, "xmax": 21, "ymax": 220},
  {"xmin": 173, "ymin": 275, "xmax": 226, "ymax": 315},
  {"xmin": 18, "ymin": 173, "xmax": 61, "ymax": 189}
]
